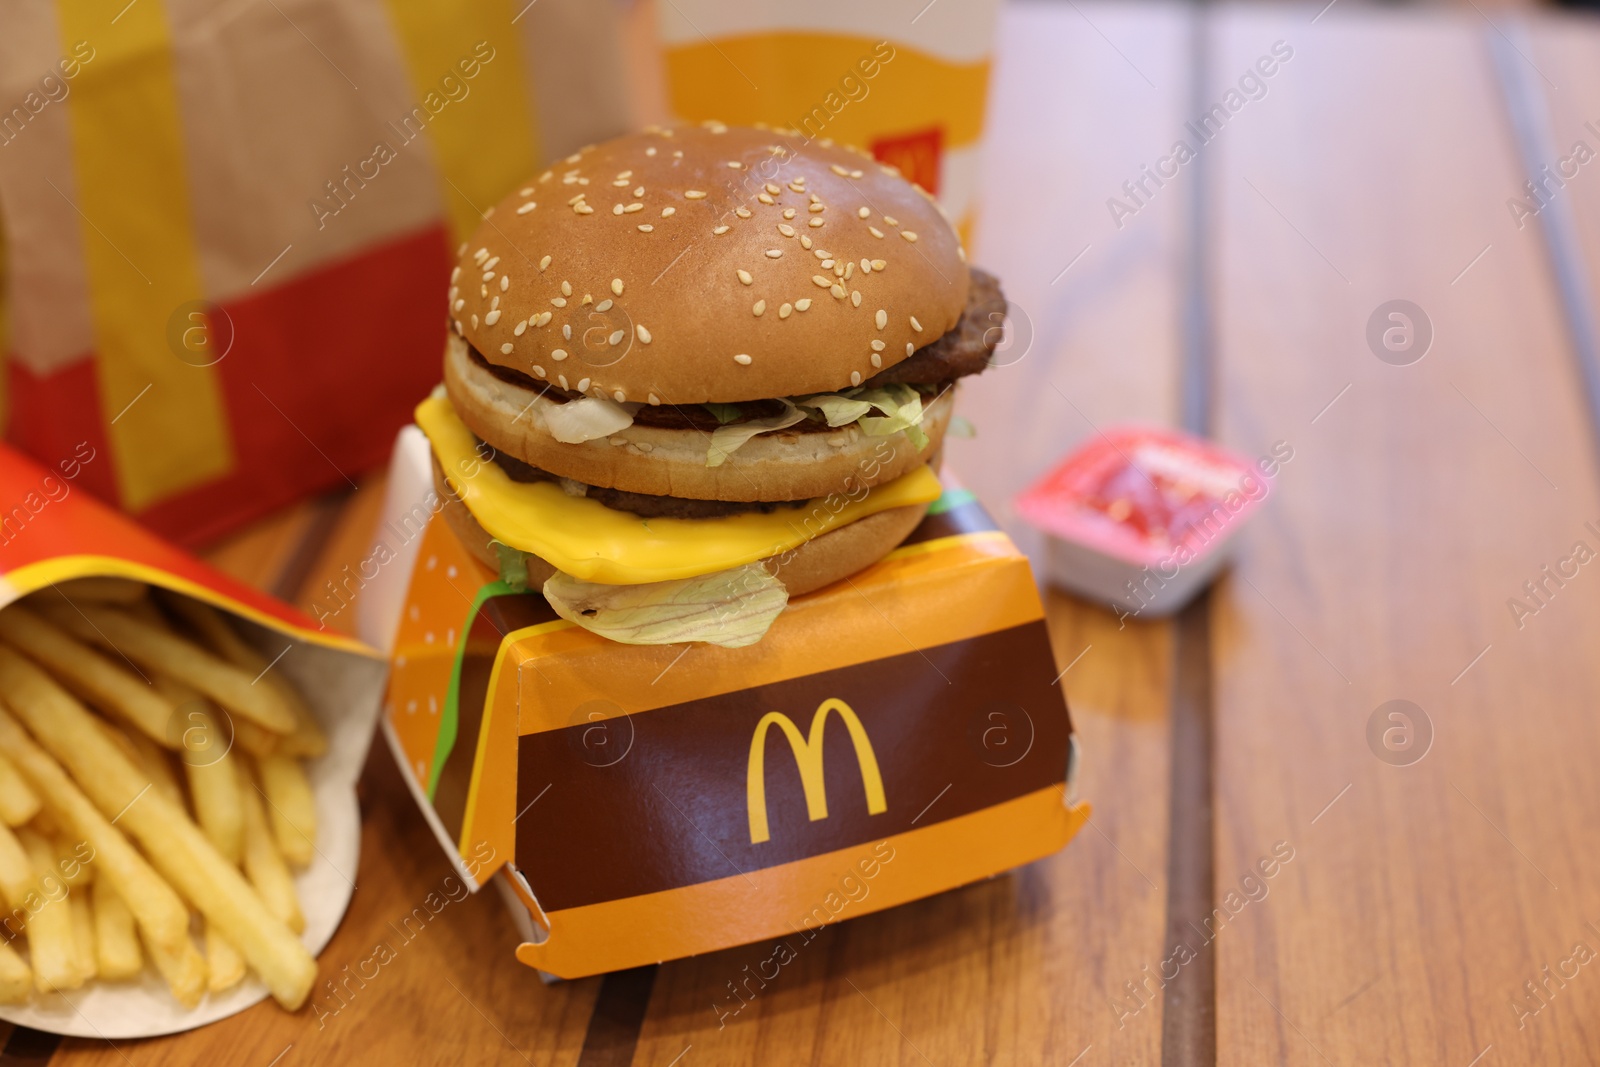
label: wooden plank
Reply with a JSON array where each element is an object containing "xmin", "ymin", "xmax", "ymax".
[
  {"xmin": 631, "ymin": 4, "xmax": 1188, "ymax": 1064},
  {"xmin": 1208, "ymin": 7, "xmax": 1600, "ymax": 1065}
]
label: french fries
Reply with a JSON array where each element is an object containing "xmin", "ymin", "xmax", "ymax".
[
  {"xmin": 91, "ymin": 881, "xmax": 141, "ymax": 981},
  {"xmin": 17, "ymin": 828, "xmax": 86, "ymax": 992},
  {"xmin": 0, "ymin": 582, "xmax": 325, "ymax": 1013},
  {"xmin": 0, "ymin": 753, "xmax": 41, "ymax": 827},
  {"xmin": 0, "ymin": 708, "xmax": 191, "ymax": 953},
  {"xmin": 255, "ymin": 755, "xmax": 316, "ymax": 868},
  {"xmin": 0, "ymin": 605, "xmax": 178, "ymax": 747},
  {"xmin": 0, "ymin": 647, "xmax": 315, "ymax": 1009},
  {"xmin": 34, "ymin": 603, "xmax": 297, "ymax": 734},
  {"xmin": 239, "ymin": 764, "xmax": 304, "ymax": 934}
]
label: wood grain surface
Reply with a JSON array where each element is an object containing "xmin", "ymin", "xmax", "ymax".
[{"xmin": 20, "ymin": 3, "xmax": 1600, "ymax": 1065}]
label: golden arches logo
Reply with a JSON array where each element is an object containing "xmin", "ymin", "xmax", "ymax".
[{"xmin": 746, "ymin": 698, "xmax": 887, "ymax": 844}]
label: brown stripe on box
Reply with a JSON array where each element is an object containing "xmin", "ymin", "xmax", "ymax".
[{"xmin": 513, "ymin": 620, "xmax": 1070, "ymax": 912}]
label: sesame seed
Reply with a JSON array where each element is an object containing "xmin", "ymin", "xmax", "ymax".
[
  {"xmin": 779, "ymin": 224, "xmax": 796, "ymax": 238},
  {"xmin": 552, "ymin": 349, "xmax": 569, "ymax": 361},
  {"xmin": 765, "ymin": 249, "xmax": 783, "ymax": 259},
  {"xmin": 713, "ymin": 226, "xmax": 730, "ymax": 235},
  {"xmin": 474, "ymin": 247, "xmax": 489, "ymax": 263},
  {"xmin": 758, "ymin": 193, "xmax": 774, "ymax": 205},
  {"xmin": 801, "ymin": 236, "xmax": 814, "ymax": 249},
  {"xmin": 845, "ymin": 262, "xmax": 855, "ymax": 280},
  {"xmin": 875, "ymin": 310, "xmax": 887, "ymax": 329},
  {"xmin": 470, "ymin": 313, "xmax": 479, "ymax": 328},
  {"xmin": 753, "ymin": 300, "xmax": 766, "ymax": 316},
  {"xmin": 520, "ymin": 187, "xmax": 533, "ymax": 196},
  {"xmin": 637, "ymin": 325, "xmax": 652, "ymax": 343},
  {"xmin": 910, "ymin": 316, "xmax": 923, "ymax": 331},
  {"xmin": 568, "ymin": 193, "xmax": 586, "ymax": 205},
  {"xmin": 834, "ymin": 264, "xmax": 845, "ymax": 277},
  {"xmin": 619, "ymin": 170, "xmax": 633, "ymax": 179},
  {"xmin": 482, "ymin": 271, "xmax": 495, "ymax": 282},
  {"xmin": 734, "ymin": 353, "xmax": 753, "ymax": 365},
  {"xmin": 578, "ymin": 377, "xmax": 591, "ymax": 392},
  {"xmin": 886, "ymin": 217, "xmax": 900, "ymax": 227},
  {"xmin": 514, "ymin": 321, "xmax": 528, "ymax": 336},
  {"xmin": 810, "ymin": 194, "xmax": 821, "ymax": 203},
  {"xmin": 830, "ymin": 164, "xmax": 851, "ymax": 177},
  {"xmin": 500, "ymin": 342, "xmax": 513, "ymax": 354},
  {"xmin": 901, "ymin": 231, "xmax": 919, "ymax": 242},
  {"xmin": 814, "ymin": 248, "xmax": 829, "ymax": 260},
  {"xmin": 563, "ymin": 325, "xmax": 572, "ymax": 340},
  {"xmin": 831, "ymin": 284, "xmax": 846, "ymax": 299},
  {"xmin": 872, "ymin": 259, "xmax": 887, "ymax": 271},
  {"xmin": 612, "ymin": 278, "xmax": 624, "ymax": 295},
  {"xmin": 646, "ymin": 146, "xmax": 657, "ymax": 156},
  {"xmin": 821, "ymin": 259, "xmax": 835, "ymax": 269},
  {"xmin": 533, "ymin": 365, "xmax": 545, "ymax": 376},
  {"xmin": 808, "ymin": 203, "xmax": 826, "ymax": 213},
  {"xmin": 662, "ymin": 206, "xmax": 676, "ymax": 218},
  {"xmin": 453, "ymin": 299, "xmax": 464, "ymax": 311},
  {"xmin": 485, "ymin": 256, "xmax": 500, "ymax": 269},
  {"xmin": 485, "ymin": 310, "xmax": 502, "ymax": 325},
  {"xmin": 560, "ymin": 280, "xmax": 572, "ymax": 296},
  {"xmin": 765, "ymin": 183, "xmax": 780, "ymax": 194},
  {"xmin": 783, "ymin": 208, "xmax": 797, "ymax": 219},
  {"xmin": 906, "ymin": 342, "xmax": 914, "ymax": 355},
  {"xmin": 576, "ymin": 204, "xmax": 594, "ymax": 214},
  {"xmin": 858, "ymin": 207, "xmax": 870, "ymax": 218},
  {"xmin": 871, "ymin": 339, "xmax": 886, "ymax": 351},
  {"xmin": 851, "ymin": 170, "xmax": 863, "ymax": 178},
  {"xmin": 735, "ymin": 208, "xmax": 752, "ymax": 219},
  {"xmin": 795, "ymin": 299, "xmax": 812, "ymax": 311},
  {"xmin": 812, "ymin": 275, "xmax": 832, "ymax": 288},
  {"xmin": 638, "ymin": 224, "xmax": 654, "ymax": 232},
  {"xmin": 648, "ymin": 392, "xmax": 661, "ymax": 405},
  {"xmin": 450, "ymin": 266, "xmax": 461, "ymax": 282},
  {"xmin": 851, "ymin": 290, "xmax": 862, "ymax": 306},
  {"xmin": 850, "ymin": 371, "xmax": 862, "ymax": 385},
  {"xmin": 779, "ymin": 303, "xmax": 793, "ymax": 319},
  {"xmin": 539, "ymin": 255, "xmax": 552, "ymax": 272},
  {"xmin": 871, "ymin": 354, "xmax": 882, "ymax": 368},
  {"xmin": 625, "ymin": 203, "xmax": 644, "ymax": 213},
  {"xmin": 684, "ymin": 190, "xmax": 707, "ymax": 199},
  {"xmin": 634, "ymin": 186, "xmax": 644, "ymax": 196},
  {"xmin": 559, "ymin": 375, "xmax": 569, "ymax": 389},
  {"xmin": 583, "ymin": 294, "xmax": 592, "ymax": 306},
  {"xmin": 552, "ymin": 297, "xmax": 567, "ymax": 307},
  {"xmin": 738, "ymin": 270, "xmax": 754, "ymax": 285},
  {"xmin": 613, "ymin": 204, "xmax": 625, "ymax": 215},
  {"xmin": 597, "ymin": 299, "xmax": 613, "ymax": 312},
  {"xmin": 609, "ymin": 330, "xmax": 625, "ymax": 345},
  {"xmin": 861, "ymin": 259, "xmax": 873, "ymax": 274},
  {"xmin": 809, "ymin": 218, "xmax": 824, "ymax": 228},
  {"xmin": 869, "ymin": 227, "xmax": 884, "ymax": 239},
  {"xmin": 500, "ymin": 276, "xmax": 510, "ymax": 291},
  {"xmin": 788, "ymin": 182, "xmax": 805, "ymax": 193},
  {"xmin": 536, "ymin": 312, "xmax": 552, "ymax": 326},
  {"xmin": 517, "ymin": 201, "xmax": 537, "ymax": 215},
  {"xmin": 479, "ymin": 285, "xmax": 488, "ymax": 298}
]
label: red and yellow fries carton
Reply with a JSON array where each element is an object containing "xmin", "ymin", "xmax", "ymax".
[
  {"xmin": 0, "ymin": 442, "xmax": 385, "ymax": 1037},
  {"xmin": 385, "ymin": 477, "xmax": 1087, "ymax": 978}
]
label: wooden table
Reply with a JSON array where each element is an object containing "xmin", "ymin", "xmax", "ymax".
[{"xmin": 12, "ymin": 2, "xmax": 1600, "ymax": 1063}]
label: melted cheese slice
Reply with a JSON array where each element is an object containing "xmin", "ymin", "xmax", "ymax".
[{"xmin": 416, "ymin": 395, "xmax": 943, "ymax": 585}]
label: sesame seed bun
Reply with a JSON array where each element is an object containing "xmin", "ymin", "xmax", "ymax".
[
  {"xmin": 444, "ymin": 332, "xmax": 953, "ymax": 501},
  {"xmin": 432, "ymin": 454, "xmax": 929, "ymax": 598},
  {"xmin": 449, "ymin": 123, "xmax": 970, "ymax": 406}
]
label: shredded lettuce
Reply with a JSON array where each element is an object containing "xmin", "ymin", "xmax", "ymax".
[
  {"xmin": 703, "ymin": 403, "xmax": 743, "ymax": 425},
  {"xmin": 542, "ymin": 396, "xmax": 634, "ymax": 443},
  {"xmin": 493, "ymin": 542, "xmax": 530, "ymax": 592},
  {"xmin": 543, "ymin": 563, "xmax": 789, "ymax": 647},
  {"xmin": 706, "ymin": 401, "xmax": 805, "ymax": 467},
  {"xmin": 794, "ymin": 393, "xmax": 874, "ymax": 427},
  {"xmin": 851, "ymin": 384, "xmax": 928, "ymax": 449}
]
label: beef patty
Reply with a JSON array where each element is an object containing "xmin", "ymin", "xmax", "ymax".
[{"xmin": 465, "ymin": 268, "xmax": 1006, "ymax": 433}]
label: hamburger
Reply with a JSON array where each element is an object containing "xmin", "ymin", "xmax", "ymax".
[{"xmin": 418, "ymin": 122, "xmax": 1007, "ymax": 647}]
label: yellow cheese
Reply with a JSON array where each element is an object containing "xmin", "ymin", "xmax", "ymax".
[{"xmin": 416, "ymin": 395, "xmax": 942, "ymax": 585}]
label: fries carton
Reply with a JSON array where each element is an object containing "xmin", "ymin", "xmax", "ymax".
[
  {"xmin": 0, "ymin": 443, "xmax": 385, "ymax": 1037},
  {"xmin": 376, "ymin": 428, "xmax": 1086, "ymax": 978}
]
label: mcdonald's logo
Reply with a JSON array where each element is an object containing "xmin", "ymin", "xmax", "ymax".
[{"xmin": 746, "ymin": 698, "xmax": 887, "ymax": 844}]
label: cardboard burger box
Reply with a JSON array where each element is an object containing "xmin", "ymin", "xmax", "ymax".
[{"xmin": 382, "ymin": 439, "xmax": 1087, "ymax": 977}]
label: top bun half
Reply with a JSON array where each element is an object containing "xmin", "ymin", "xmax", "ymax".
[{"xmin": 449, "ymin": 123, "xmax": 970, "ymax": 406}]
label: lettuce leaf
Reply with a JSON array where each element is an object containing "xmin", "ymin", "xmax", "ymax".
[
  {"xmin": 794, "ymin": 393, "xmax": 873, "ymax": 427},
  {"xmin": 541, "ymin": 396, "xmax": 635, "ymax": 444},
  {"xmin": 703, "ymin": 403, "xmax": 743, "ymax": 425},
  {"xmin": 542, "ymin": 563, "xmax": 789, "ymax": 648},
  {"xmin": 706, "ymin": 401, "xmax": 805, "ymax": 467}
]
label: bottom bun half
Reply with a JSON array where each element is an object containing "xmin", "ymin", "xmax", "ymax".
[{"xmin": 431, "ymin": 456, "xmax": 928, "ymax": 598}]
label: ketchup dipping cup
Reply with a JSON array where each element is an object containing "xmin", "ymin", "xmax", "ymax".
[{"xmin": 1014, "ymin": 426, "xmax": 1275, "ymax": 620}]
